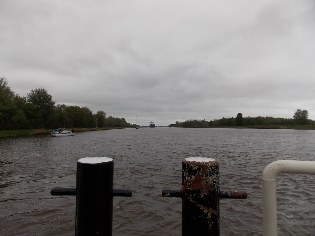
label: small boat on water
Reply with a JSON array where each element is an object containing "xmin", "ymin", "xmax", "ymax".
[
  {"xmin": 51, "ymin": 128, "xmax": 74, "ymax": 137},
  {"xmin": 149, "ymin": 121, "xmax": 155, "ymax": 128}
]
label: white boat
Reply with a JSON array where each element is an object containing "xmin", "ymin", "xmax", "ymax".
[{"xmin": 51, "ymin": 128, "xmax": 74, "ymax": 137}]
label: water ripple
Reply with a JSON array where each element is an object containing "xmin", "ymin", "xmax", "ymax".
[{"xmin": 1, "ymin": 128, "xmax": 315, "ymax": 235}]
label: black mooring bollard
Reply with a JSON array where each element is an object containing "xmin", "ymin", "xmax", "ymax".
[
  {"xmin": 51, "ymin": 157, "xmax": 132, "ymax": 236},
  {"xmin": 182, "ymin": 157, "xmax": 220, "ymax": 236},
  {"xmin": 162, "ymin": 157, "xmax": 247, "ymax": 236},
  {"xmin": 75, "ymin": 157, "xmax": 114, "ymax": 236}
]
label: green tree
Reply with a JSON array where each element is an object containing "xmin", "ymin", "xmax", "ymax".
[
  {"xmin": 236, "ymin": 113, "xmax": 243, "ymax": 126},
  {"xmin": 62, "ymin": 106, "xmax": 94, "ymax": 128},
  {"xmin": 50, "ymin": 104, "xmax": 67, "ymax": 128},
  {"xmin": 11, "ymin": 95, "xmax": 31, "ymax": 129},
  {"xmin": 27, "ymin": 88, "xmax": 55, "ymax": 128},
  {"xmin": 80, "ymin": 107, "xmax": 94, "ymax": 127},
  {"xmin": 0, "ymin": 77, "xmax": 16, "ymax": 129},
  {"xmin": 293, "ymin": 109, "xmax": 309, "ymax": 125},
  {"xmin": 95, "ymin": 111, "xmax": 106, "ymax": 127}
]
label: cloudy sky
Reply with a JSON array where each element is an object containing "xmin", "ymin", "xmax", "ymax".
[{"xmin": 1, "ymin": 0, "xmax": 315, "ymax": 125}]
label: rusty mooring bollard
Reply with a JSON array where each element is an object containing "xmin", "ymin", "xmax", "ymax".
[
  {"xmin": 51, "ymin": 157, "xmax": 132, "ymax": 236},
  {"xmin": 182, "ymin": 157, "xmax": 220, "ymax": 235},
  {"xmin": 162, "ymin": 157, "xmax": 247, "ymax": 236}
]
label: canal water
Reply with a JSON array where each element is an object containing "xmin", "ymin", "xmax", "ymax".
[{"xmin": 1, "ymin": 128, "xmax": 315, "ymax": 235}]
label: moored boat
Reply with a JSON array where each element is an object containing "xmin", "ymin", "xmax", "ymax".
[{"xmin": 51, "ymin": 128, "xmax": 74, "ymax": 137}]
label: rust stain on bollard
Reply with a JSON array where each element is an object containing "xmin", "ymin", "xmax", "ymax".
[{"xmin": 182, "ymin": 157, "xmax": 220, "ymax": 236}]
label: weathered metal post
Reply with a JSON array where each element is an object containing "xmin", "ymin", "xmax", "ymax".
[
  {"xmin": 162, "ymin": 157, "xmax": 247, "ymax": 236},
  {"xmin": 182, "ymin": 157, "xmax": 220, "ymax": 236},
  {"xmin": 51, "ymin": 157, "xmax": 132, "ymax": 236},
  {"xmin": 75, "ymin": 157, "xmax": 114, "ymax": 236}
]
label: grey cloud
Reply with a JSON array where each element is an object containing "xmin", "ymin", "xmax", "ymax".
[{"xmin": 1, "ymin": 0, "xmax": 315, "ymax": 125}]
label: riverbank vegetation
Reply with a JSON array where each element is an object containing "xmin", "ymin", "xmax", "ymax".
[
  {"xmin": 0, "ymin": 77, "xmax": 136, "ymax": 135},
  {"xmin": 0, "ymin": 127, "xmax": 116, "ymax": 138},
  {"xmin": 170, "ymin": 110, "xmax": 315, "ymax": 129}
]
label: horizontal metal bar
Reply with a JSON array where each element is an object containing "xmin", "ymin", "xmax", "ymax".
[
  {"xmin": 162, "ymin": 190, "xmax": 182, "ymax": 198},
  {"xmin": 113, "ymin": 189, "xmax": 132, "ymax": 197},
  {"xmin": 51, "ymin": 187, "xmax": 76, "ymax": 196},
  {"xmin": 51, "ymin": 187, "xmax": 132, "ymax": 197},
  {"xmin": 219, "ymin": 191, "xmax": 247, "ymax": 199}
]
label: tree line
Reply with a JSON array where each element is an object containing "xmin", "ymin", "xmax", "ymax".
[
  {"xmin": 0, "ymin": 78, "xmax": 134, "ymax": 130},
  {"xmin": 170, "ymin": 110, "xmax": 314, "ymax": 128}
]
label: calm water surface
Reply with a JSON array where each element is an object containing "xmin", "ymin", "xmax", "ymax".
[{"xmin": 1, "ymin": 128, "xmax": 315, "ymax": 235}]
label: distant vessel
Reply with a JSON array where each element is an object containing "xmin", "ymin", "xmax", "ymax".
[
  {"xmin": 135, "ymin": 116, "xmax": 139, "ymax": 129},
  {"xmin": 149, "ymin": 121, "xmax": 155, "ymax": 128}
]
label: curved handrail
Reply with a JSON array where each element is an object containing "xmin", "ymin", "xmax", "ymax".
[{"xmin": 262, "ymin": 160, "xmax": 315, "ymax": 236}]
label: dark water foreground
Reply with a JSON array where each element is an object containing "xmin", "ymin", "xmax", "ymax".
[{"xmin": 1, "ymin": 128, "xmax": 315, "ymax": 235}]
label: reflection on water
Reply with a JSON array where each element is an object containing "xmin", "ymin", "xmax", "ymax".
[{"xmin": 1, "ymin": 128, "xmax": 315, "ymax": 235}]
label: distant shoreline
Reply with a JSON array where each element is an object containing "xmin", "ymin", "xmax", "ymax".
[
  {"xmin": 1, "ymin": 125, "xmax": 315, "ymax": 138},
  {"xmin": 0, "ymin": 127, "xmax": 115, "ymax": 138},
  {"xmin": 170, "ymin": 125, "xmax": 315, "ymax": 130}
]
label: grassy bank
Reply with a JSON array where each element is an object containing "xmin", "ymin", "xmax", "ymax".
[
  {"xmin": 208, "ymin": 125, "xmax": 315, "ymax": 129},
  {"xmin": 0, "ymin": 127, "xmax": 115, "ymax": 138},
  {"xmin": 0, "ymin": 129, "xmax": 49, "ymax": 138},
  {"xmin": 176, "ymin": 125, "xmax": 315, "ymax": 130},
  {"xmin": 244, "ymin": 125, "xmax": 315, "ymax": 130}
]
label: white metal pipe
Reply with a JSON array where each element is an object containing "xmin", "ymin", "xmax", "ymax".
[{"xmin": 262, "ymin": 160, "xmax": 315, "ymax": 236}]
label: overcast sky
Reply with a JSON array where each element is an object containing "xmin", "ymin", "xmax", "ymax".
[{"xmin": 1, "ymin": 0, "xmax": 315, "ymax": 125}]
